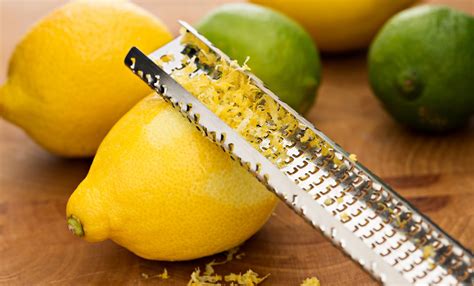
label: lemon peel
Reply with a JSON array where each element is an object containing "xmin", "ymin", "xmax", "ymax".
[
  {"xmin": 189, "ymin": 267, "xmax": 222, "ymax": 285},
  {"xmin": 422, "ymin": 245, "xmax": 434, "ymax": 260},
  {"xmin": 158, "ymin": 268, "xmax": 170, "ymax": 279},
  {"xmin": 300, "ymin": 277, "xmax": 320, "ymax": 286},
  {"xmin": 225, "ymin": 247, "xmax": 241, "ymax": 262},
  {"xmin": 235, "ymin": 252, "xmax": 246, "ymax": 260},
  {"xmin": 340, "ymin": 212, "xmax": 350, "ymax": 222},
  {"xmin": 349, "ymin": 154, "xmax": 357, "ymax": 162},
  {"xmin": 141, "ymin": 268, "xmax": 169, "ymax": 280},
  {"xmin": 168, "ymin": 30, "xmax": 342, "ymax": 169},
  {"xmin": 224, "ymin": 270, "xmax": 270, "ymax": 285},
  {"xmin": 188, "ymin": 247, "xmax": 269, "ymax": 286}
]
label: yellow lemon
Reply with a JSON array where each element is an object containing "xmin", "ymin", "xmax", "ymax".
[
  {"xmin": 251, "ymin": 0, "xmax": 417, "ymax": 52},
  {"xmin": 66, "ymin": 95, "xmax": 278, "ymax": 261},
  {"xmin": 0, "ymin": 0, "xmax": 172, "ymax": 157}
]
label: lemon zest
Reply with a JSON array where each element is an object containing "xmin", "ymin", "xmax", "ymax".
[
  {"xmin": 340, "ymin": 212, "xmax": 350, "ymax": 222},
  {"xmin": 349, "ymin": 154, "xmax": 357, "ymax": 162},
  {"xmin": 188, "ymin": 247, "xmax": 269, "ymax": 286},
  {"xmin": 169, "ymin": 30, "xmax": 343, "ymax": 170},
  {"xmin": 300, "ymin": 277, "xmax": 320, "ymax": 286},
  {"xmin": 141, "ymin": 268, "xmax": 169, "ymax": 280},
  {"xmin": 422, "ymin": 245, "xmax": 434, "ymax": 260},
  {"xmin": 225, "ymin": 246, "xmax": 240, "ymax": 262},
  {"xmin": 224, "ymin": 270, "xmax": 270, "ymax": 285},
  {"xmin": 159, "ymin": 268, "xmax": 169, "ymax": 279},
  {"xmin": 188, "ymin": 268, "xmax": 222, "ymax": 286},
  {"xmin": 160, "ymin": 54, "xmax": 174, "ymax": 63}
]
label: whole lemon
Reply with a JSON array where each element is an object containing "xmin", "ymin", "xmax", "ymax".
[
  {"xmin": 66, "ymin": 95, "xmax": 278, "ymax": 261},
  {"xmin": 251, "ymin": 0, "xmax": 417, "ymax": 52},
  {"xmin": 0, "ymin": 0, "xmax": 172, "ymax": 157}
]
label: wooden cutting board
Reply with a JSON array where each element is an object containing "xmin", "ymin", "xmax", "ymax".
[{"xmin": 1, "ymin": 0, "xmax": 472, "ymax": 285}]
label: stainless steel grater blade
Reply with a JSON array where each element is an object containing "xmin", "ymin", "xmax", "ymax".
[{"xmin": 124, "ymin": 21, "xmax": 473, "ymax": 285}]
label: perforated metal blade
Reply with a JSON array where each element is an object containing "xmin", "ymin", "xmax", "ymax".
[{"xmin": 125, "ymin": 21, "xmax": 473, "ymax": 285}]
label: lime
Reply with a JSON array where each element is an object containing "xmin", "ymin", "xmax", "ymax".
[
  {"xmin": 368, "ymin": 5, "xmax": 474, "ymax": 132},
  {"xmin": 196, "ymin": 3, "xmax": 321, "ymax": 113}
]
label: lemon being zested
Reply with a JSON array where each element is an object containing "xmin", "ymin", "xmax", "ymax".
[
  {"xmin": 0, "ymin": 0, "xmax": 172, "ymax": 157},
  {"xmin": 67, "ymin": 95, "xmax": 278, "ymax": 260}
]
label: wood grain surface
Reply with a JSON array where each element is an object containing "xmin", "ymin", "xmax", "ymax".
[{"xmin": 0, "ymin": 0, "xmax": 473, "ymax": 285}]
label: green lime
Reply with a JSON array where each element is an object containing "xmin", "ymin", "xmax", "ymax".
[
  {"xmin": 196, "ymin": 3, "xmax": 321, "ymax": 113},
  {"xmin": 368, "ymin": 5, "xmax": 474, "ymax": 132}
]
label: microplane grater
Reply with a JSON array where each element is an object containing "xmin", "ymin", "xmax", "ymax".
[{"xmin": 124, "ymin": 21, "xmax": 473, "ymax": 285}]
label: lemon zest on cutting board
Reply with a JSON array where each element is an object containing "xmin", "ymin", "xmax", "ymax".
[
  {"xmin": 300, "ymin": 277, "xmax": 320, "ymax": 286},
  {"xmin": 225, "ymin": 270, "xmax": 270, "ymax": 285},
  {"xmin": 187, "ymin": 247, "xmax": 269, "ymax": 286},
  {"xmin": 141, "ymin": 268, "xmax": 169, "ymax": 280}
]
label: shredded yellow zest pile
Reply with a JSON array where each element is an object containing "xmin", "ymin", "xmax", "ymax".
[
  {"xmin": 169, "ymin": 30, "xmax": 341, "ymax": 168},
  {"xmin": 187, "ymin": 247, "xmax": 269, "ymax": 286},
  {"xmin": 189, "ymin": 268, "xmax": 222, "ymax": 285},
  {"xmin": 300, "ymin": 277, "xmax": 321, "ymax": 286},
  {"xmin": 225, "ymin": 270, "xmax": 270, "ymax": 286}
]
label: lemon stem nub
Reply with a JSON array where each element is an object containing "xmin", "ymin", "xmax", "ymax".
[{"xmin": 67, "ymin": 215, "xmax": 84, "ymax": 237}]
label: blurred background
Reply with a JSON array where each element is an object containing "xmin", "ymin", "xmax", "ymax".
[{"xmin": 1, "ymin": 0, "xmax": 471, "ymax": 82}]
